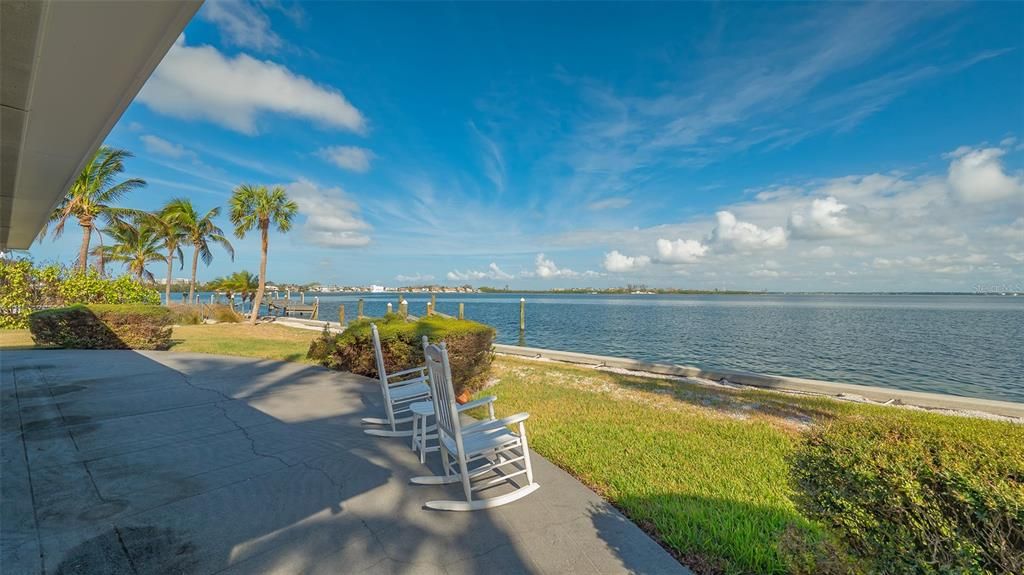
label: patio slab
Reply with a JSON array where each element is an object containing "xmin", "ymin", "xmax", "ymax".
[{"xmin": 0, "ymin": 349, "xmax": 688, "ymax": 575}]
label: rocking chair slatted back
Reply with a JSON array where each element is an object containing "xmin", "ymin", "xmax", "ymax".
[
  {"xmin": 423, "ymin": 341, "xmax": 461, "ymax": 447},
  {"xmin": 371, "ymin": 324, "xmax": 395, "ymax": 421}
]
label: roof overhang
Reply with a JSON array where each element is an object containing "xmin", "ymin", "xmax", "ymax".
[{"xmin": 1, "ymin": 0, "xmax": 201, "ymax": 251}]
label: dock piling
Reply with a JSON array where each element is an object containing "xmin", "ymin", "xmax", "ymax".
[
  {"xmin": 519, "ymin": 297, "xmax": 526, "ymax": 332},
  {"xmin": 387, "ymin": 302, "xmax": 393, "ymax": 314},
  {"xmin": 399, "ymin": 299, "xmax": 408, "ymax": 318},
  {"xmin": 339, "ymin": 304, "xmax": 345, "ymax": 326},
  {"xmin": 458, "ymin": 303, "xmax": 465, "ymax": 320},
  {"xmin": 357, "ymin": 298, "xmax": 364, "ymax": 319}
]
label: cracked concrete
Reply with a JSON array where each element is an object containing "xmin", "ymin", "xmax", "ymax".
[{"xmin": 1, "ymin": 350, "xmax": 688, "ymax": 574}]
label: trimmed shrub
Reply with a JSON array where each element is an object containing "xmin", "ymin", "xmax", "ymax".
[
  {"xmin": 29, "ymin": 304, "xmax": 172, "ymax": 350},
  {"xmin": 791, "ymin": 413, "xmax": 1024, "ymax": 574},
  {"xmin": 307, "ymin": 314, "xmax": 495, "ymax": 396},
  {"xmin": 0, "ymin": 259, "xmax": 159, "ymax": 328}
]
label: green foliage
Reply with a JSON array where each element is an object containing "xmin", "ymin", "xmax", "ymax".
[
  {"xmin": 0, "ymin": 259, "xmax": 157, "ymax": 328},
  {"xmin": 791, "ymin": 413, "xmax": 1024, "ymax": 574},
  {"xmin": 307, "ymin": 314, "xmax": 495, "ymax": 395},
  {"xmin": 29, "ymin": 304, "xmax": 172, "ymax": 350}
]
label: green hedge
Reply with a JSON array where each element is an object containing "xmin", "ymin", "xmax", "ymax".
[
  {"xmin": 308, "ymin": 314, "xmax": 495, "ymax": 395},
  {"xmin": 1, "ymin": 259, "xmax": 159, "ymax": 329},
  {"xmin": 29, "ymin": 304, "xmax": 172, "ymax": 350},
  {"xmin": 791, "ymin": 413, "xmax": 1024, "ymax": 574}
]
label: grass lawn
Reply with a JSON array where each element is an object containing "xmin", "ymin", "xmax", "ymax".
[
  {"xmin": 167, "ymin": 323, "xmax": 318, "ymax": 363},
  {"xmin": 0, "ymin": 329, "xmax": 37, "ymax": 349},
  {"xmin": 472, "ymin": 357, "xmax": 1024, "ymax": 575}
]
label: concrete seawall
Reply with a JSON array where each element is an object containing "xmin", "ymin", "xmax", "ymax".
[{"xmin": 493, "ymin": 344, "xmax": 1024, "ymax": 419}]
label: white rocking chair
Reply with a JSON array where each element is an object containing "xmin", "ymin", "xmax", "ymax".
[
  {"xmin": 361, "ymin": 324, "xmax": 432, "ymax": 437},
  {"xmin": 411, "ymin": 341, "xmax": 539, "ymax": 511},
  {"xmin": 409, "ymin": 335, "xmax": 499, "ymax": 463}
]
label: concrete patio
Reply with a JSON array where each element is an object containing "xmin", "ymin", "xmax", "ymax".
[{"xmin": 1, "ymin": 349, "xmax": 688, "ymax": 574}]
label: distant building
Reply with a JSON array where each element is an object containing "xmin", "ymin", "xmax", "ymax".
[{"xmin": 370, "ymin": 284, "xmax": 386, "ymax": 293}]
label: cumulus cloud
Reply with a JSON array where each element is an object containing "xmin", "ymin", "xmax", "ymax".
[
  {"xmin": 530, "ymin": 253, "xmax": 600, "ymax": 279},
  {"xmin": 317, "ymin": 146, "xmax": 375, "ymax": 173},
  {"xmin": 788, "ymin": 196, "xmax": 863, "ymax": 239},
  {"xmin": 140, "ymin": 134, "xmax": 196, "ymax": 161},
  {"xmin": 947, "ymin": 146, "xmax": 1024, "ymax": 203},
  {"xmin": 395, "ymin": 273, "xmax": 434, "ymax": 283},
  {"xmin": 446, "ymin": 262, "xmax": 513, "ymax": 282},
  {"xmin": 285, "ymin": 179, "xmax": 371, "ymax": 247},
  {"xmin": 656, "ymin": 238, "xmax": 708, "ymax": 263},
  {"xmin": 991, "ymin": 217, "xmax": 1024, "ymax": 241},
  {"xmin": 587, "ymin": 197, "xmax": 631, "ymax": 211},
  {"xmin": 710, "ymin": 211, "xmax": 787, "ymax": 251},
  {"xmin": 199, "ymin": 0, "xmax": 282, "ymax": 52},
  {"xmin": 603, "ymin": 250, "xmax": 651, "ymax": 272},
  {"xmin": 138, "ymin": 35, "xmax": 366, "ymax": 135}
]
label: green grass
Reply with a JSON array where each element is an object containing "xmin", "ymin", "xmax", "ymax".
[
  {"xmin": 0, "ymin": 329, "xmax": 38, "ymax": 349},
  {"xmin": 166, "ymin": 323, "xmax": 317, "ymax": 363},
  {"xmin": 473, "ymin": 357, "xmax": 1010, "ymax": 574}
]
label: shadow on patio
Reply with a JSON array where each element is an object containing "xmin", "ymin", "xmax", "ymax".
[{"xmin": 0, "ymin": 349, "xmax": 686, "ymax": 574}]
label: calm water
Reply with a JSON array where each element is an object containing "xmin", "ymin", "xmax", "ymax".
[{"xmin": 203, "ymin": 292, "xmax": 1024, "ymax": 403}]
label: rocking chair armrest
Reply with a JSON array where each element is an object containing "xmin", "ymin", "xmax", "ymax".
[
  {"xmin": 463, "ymin": 412, "xmax": 530, "ymax": 436},
  {"xmin": 455, "ymin": 395, "xmax": 497, "ymax": 413},
  {"xmin": 389, "ymin": 366, "xmax": 427, "ymax": 378},
  {"xmin": 389, "ymin": 374, "xmax": 429, "ymax": 387}
]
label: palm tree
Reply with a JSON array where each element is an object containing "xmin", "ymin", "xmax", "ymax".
[
  {"xmin": 146, "ymin": 205, "xmax": 187, "ymax": 305},
  {"xmin": 213, "ymin": 270, "xmax": 258, "ymax": 311},
  {"xmin": 229, "ymin": 185, "xmax": 298, "ymax": 324},
  {"xmin": 93, "ymin": 220, "xmax": 164, "ymax": 282},
  {"xmin": 42, "ymin": 146, "xmax": 146, "ymax": 272},
  {"xmin": 163, "ymin": 198, "xmax": 234, "ymax": 304}
]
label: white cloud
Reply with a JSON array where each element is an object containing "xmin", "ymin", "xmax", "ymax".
[
  {"xmin": 947, "ymin": 146, "xmax": 1024, "ymax": 203},
  {"xmin": 788, "ymin": 196, "xmax": 863, "ymax": 239},
  {"xmin": 469, "ymin": 122, "xmax": 506, "ymax": 194},
  {"xmin": 285, "ymin": 179, "xmax": 371, "ymax": 247},
  {"xmin": 588, "ymin": 197, "xmax": 631, "ymax": 211},
  {"xmin": 804, "ymin": 245, "xmax": 835, "ymax": 258},
  {"xmin": 199, "ymin": 0, "xmax": 282, "ymax": 52},
  {"xmin": 603, "ymin": 250, "xmax": 651, "ymax": 273},
  {"xmin": 872, "ymin": 253, "xmax": 989, "ymax": 273},
  {"xmin": 138, "ymin": 35, "xmax": 366, "ymax": 135},
  {"xmin": 655, "ymin": 238, "xmax": 708, "ymax": 263},
  {"xmin": 317, "ymin": 146, "xmax": 375, "ymax": 173},
  {"xmin": 530, "ymin": 253, "xmax": 600, "ymax": 279},
  {"xmin": 710, "ymin": 211, "xmax": 787, "ymax": 251},
  {"xmin": 395, "ymin": 273, "xmax": 435, "ymax": 283},
  {"xmin": 446, "ymin": 262, "xmax": 513, "ymax": 282},
  {"xmin": 749, "ymin": 269, "xmax": 780, "ymax": 278},
  {"xmin": 140, "ymin": 134, "xmax": 195, "ymax": 160},
  {"xmin": 991, "ymin": 217, "xmax": 1024, "ymax": 241}
]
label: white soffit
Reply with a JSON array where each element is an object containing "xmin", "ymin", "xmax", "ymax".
[{"xmin": 1, "ymin": 0, "xmax": 202, "ymax": 250}]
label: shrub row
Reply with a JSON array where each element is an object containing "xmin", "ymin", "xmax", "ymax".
[
  {"xmin": 29, "ymin": 304, "xmax": 173, "ymax": 350},
  {"xmin": 791, "ymin": 412, "xmax": 1024, "ymax": 574},
  {"xmin": 307, "ymin": 314, "xmax": 495, "ymax": 396},
  {"xmin": 0, "ymin": 259, "xmax": 159, "ymax": 328}
]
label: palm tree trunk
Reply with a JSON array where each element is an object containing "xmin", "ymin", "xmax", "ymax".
[
  {"xmin": 249, "ymin": 223, "xmax": 269, "ymax": 324},
  {"xmin": 78, "ymin": 220, "xmax": 92, "ymax": 273},
  {"xmin": 189, "ymin": 246, "xmax": 200, "ymax": 304},
  {"xmin": 165, "ymin": 249, "xmax": 174, "ymax": 305}
]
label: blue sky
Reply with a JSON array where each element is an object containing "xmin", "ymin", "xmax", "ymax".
[{"xmin": 28, "ymin": 1, "xmax": 1024, "ymax": 291}]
